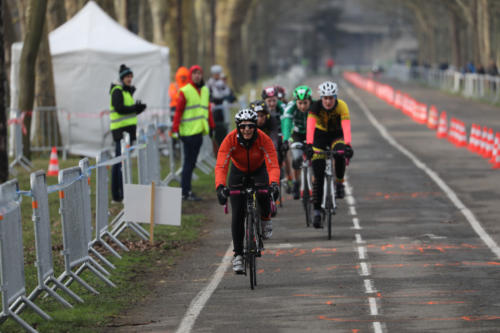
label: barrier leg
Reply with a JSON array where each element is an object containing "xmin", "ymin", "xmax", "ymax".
[
  {"xmin": 48, "ymin": 276, "xmax": 83, "ymax": 303},
  {"xmin": 93, "ymin": 237, "xmax": 123, "ymax": 258},
  {"xmin": 102, "ymin": 231, "xmax": 129, "ymax": 252},
  {"xmin": 88, "ymin": 256, "xmax": 111, "ymax": 277},
  {"xmin": 67, "ymin": 271, "xmax": 99, "ymax": 295},
  {"xmin": 89, "ymin": 246, "xmax": 116, "ymax": 270},
  {"xmin": 85, "ymin": 262, "xmax": 116, "ymax": 288},
  {"xmin": 130, "ymin": 222, "xmax": 150, "ymax": 239},
  {"xmin": 42, "ymin": 286, "xmax": 73, "ymax": 308},
  {"xmin": 21, "ymin": 296, "xmax": 51, "ymax": 320},
  {"xmin": 7, "ymin": 311, "xmax": 38, "ymax": 333}
]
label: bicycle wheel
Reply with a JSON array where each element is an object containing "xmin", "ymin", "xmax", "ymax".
[
  {"xmin": 303, "ymin": 188, "xmax": 311, "ymax": 227},
  {"xmin": 249, "ymin": 253, "xmax": 255, "ymax": 289},
  {"xmin": 327, "ymin": 201, "xmax": 332, "ymax": 240}
]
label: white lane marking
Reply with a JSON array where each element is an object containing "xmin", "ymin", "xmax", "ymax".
[
  {"xmin": 345, "ymin": 181, "xmax": 353, "ymax": 195},
  {"xmin": 351, "ymin": 217, "xmax": 362, "ymax": 230},
  {"xmin": 355, "ymin": 233, "xmax": 365, "ymax": 244},
  {"xmin": 359, "ymin": 262, "xmax": 370, "ymax": 276},
  {"xmin": 176, "ymin": 244, "xmax": 232, "ymax": 333},
  {"xmin": 346, "ymin": 195, "xmax": 355, "ymax": 206},
  {"xmin": 345, "ymin": 85, "xmax": 500, "ymax": 260},
  {"xmin": 364, "ymin": 279, "xmax": 376, "ymax": 293},
  {"xmin": 373, "ymin": 321, "xmax": 383, "ymax": 333},
  {"xmin": 357, "ymin": 246, "xmax": 367, "ymax": 260},
  {"xmin": 349, "ymin": 206, "xmax": 357, "ymax": 216},
  {"xmin": 368, "ymin": 297, "xmax": 378, "ymax": 315},
  {"xmin": 266, "ymin": 243, "xmax": 296, "ymax": 249}
]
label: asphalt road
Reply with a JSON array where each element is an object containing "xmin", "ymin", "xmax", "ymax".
[{"xmin": 113, "ymin": 77, "xmax": 500, "ymax": 333}]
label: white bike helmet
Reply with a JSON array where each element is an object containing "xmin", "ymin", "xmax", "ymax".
[
  {"xmin": 210, "ymin": 64, "xmax": 223, "ymax": 75},
  {"xmin": 318, "ymin": 81, "xmax": 338, "ymax": 97},
  {"xmin": 235, "ymin": 108, "xmax": 257, "ymax": 125}
]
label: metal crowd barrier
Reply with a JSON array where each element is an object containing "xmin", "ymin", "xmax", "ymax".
[
  {"xmin": 386, "ymin": 64, "xmax": 500, "ymax": 104},
  {"xmin": 0, "ymin": 121, "xmax": 196, "ymax": 332},
  {"xmin": 55, "ymin": 165, "xmax": 116, "ymax": 294},
  {"xmin": 0, "ymin": 180, "xmax": 51, "ymax": 333}
]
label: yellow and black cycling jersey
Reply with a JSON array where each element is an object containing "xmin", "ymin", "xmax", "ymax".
[{"xmin": 308, "ymin": 98, "xmax": 350, "ymax": 133}]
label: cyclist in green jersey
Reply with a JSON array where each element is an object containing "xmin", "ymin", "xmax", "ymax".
[{"xmin": 282, "ymin": 85, "xmax": 312, "ymax": 199}]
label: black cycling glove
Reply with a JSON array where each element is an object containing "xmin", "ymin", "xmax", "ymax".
[
  {"xmin": 345, "ymin": 144, "xmax": 354, "ymax": 159},
  {"xmin": 216, "ymin": 185, "xmax": 229, "ymax": 205},
  {"xmin": 271, "ymin": 182, "xmax": 280, "ymax": 199},
  {"xmin": 305, "ymin": 144, "xmax": 314, "ymax": 160}
]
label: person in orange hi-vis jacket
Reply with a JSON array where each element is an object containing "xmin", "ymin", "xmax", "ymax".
[{"xmin": 168, "ymin": 66, "xmax": 190, "ymax": 114}]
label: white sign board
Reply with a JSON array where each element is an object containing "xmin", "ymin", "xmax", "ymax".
[{"xmin": 123, "ymin": 184, "xmax": 182, "ymax": 226}]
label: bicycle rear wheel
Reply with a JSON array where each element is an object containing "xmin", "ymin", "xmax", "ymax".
[
  {"xmin": 250, "ymin": 254, "xmax": 256, "ymax": 289},
  {"xmin": 325, "ymin": 194, "xmax": 333, "ymax": 240}
]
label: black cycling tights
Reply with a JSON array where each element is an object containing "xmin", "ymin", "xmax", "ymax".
[
  {"xmin": 312, "ymin": 155, "xmax": 346, "ymax": 210},
  {"xmin": 229, "ymin": 164, "xmax": 270, "ymax": 255}
]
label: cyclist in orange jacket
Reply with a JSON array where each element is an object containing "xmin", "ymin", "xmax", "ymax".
[{"xmin": 215, "ymin": 108, "xmax": 280, "ymax": 273}]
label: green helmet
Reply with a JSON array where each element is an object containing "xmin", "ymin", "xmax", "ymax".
[{"xmin": 293, "ymin": 85, "xmax": 312, "ymax": 101}]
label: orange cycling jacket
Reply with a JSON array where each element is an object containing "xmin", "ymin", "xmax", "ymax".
[{"xmin": 215, "ymin": 129, "xmax": 280, "ymax": 188}]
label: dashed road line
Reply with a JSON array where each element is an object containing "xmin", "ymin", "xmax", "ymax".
[
  {"xmin": 359, "ymin": 262, "xmax": 370, "ymax": 276},
  {"xmin": 364, "ymin": 279, "xmax": 377, "ymax": 293},
  {"xmin": 355, "ymin": 233, "xmax": 365, "ymax": 244},
  {"xmin": 357, "ymin": 246, "xmax": 367, "ymax": 260},
  {"xmin": 373, "ymin": 321, "xmax": 383, "ymax": 333},
  {"xmin": 352, "ymin": 217, "xmax": 362, "ymax": 230},
  {"xmin": 349, "ymin": 206, "xmax": 357, "ymax": 216},
  {"xmin": 368, "ymin": 297, "xmax": 379, "ymax": 315}
]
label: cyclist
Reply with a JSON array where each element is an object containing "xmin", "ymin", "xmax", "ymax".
[
  {"xmin": 215, "ymin": 108, "xmax": 280, "ymax": 273},
  {"xmin": 250, "ymin": 100, "xmax": 280, "ymax": 151},
  {"xmin": 275, "ymin": 85, "xmax": 288, "ymax": 104},
  {"xmin": 262, "ymin": 86, "xmax": 292, "ymax": 190},
  {"xmin": 282, "ymin": 85, "xmax": 313, "ymax": 200},
  {"xmin": 305, "ymin": 81, "xmax": 354, "ymax": 228}
]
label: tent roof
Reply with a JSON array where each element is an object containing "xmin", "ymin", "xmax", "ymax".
[{"xmin": 49, "ymin": 1, "xmax": 163, "ymax": 55}]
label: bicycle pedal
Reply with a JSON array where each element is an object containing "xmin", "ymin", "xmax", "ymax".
[{"xmin": 235, "ymin": 270, "xmax": 245, "ymax": 275}]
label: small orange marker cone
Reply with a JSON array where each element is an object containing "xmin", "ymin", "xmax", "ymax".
[
  {"xmin": 436, "ymin": 111, "xmax": 448, "ymax": 139},
  {"xmin": 427, "ymin": 105, "xmax": 438, "ymax": 130},
  {"xmin": 47, "ymin": 146, "xmax": 59, "ymax": 176}
]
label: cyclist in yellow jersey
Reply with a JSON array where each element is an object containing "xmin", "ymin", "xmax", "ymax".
[{"xmin": 305, "ymin": 81, "xmax": 354, "ymax": 228}]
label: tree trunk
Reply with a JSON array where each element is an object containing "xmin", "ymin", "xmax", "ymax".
[
  {"xmin": 19, "ymin": 0, "xmax": 47, "ymax": 159},
  {"xmin": 64, "ymin": 0, "xmax": 84, "ymax": 20},
  {"xmin": 0, "ymin": 0, "xmax": 9, "ymax": 181},
  {"xmin": 47, "ymin": 0, "xmax": 65, "ymax": 31},
  {"xmin": 163, "ymin": 0, "xmax": 180, "ymax": 72},
  {"xmin": 96, "ymin": 0, "xmax": 116, "ymax": 19},
  {"xmin": 214, "ymin": 0, "xmax": 253, "ymax": 89},
  {"xmin": 477, "ymin": 0, "xmax": 490, "ymax": 67},
  {"xmin": 113, "ymin": 0, "xmax": 126, "ymax": 27},
  {"xmin": 148, "ymin": 0, "xmax": 166, "ymax": 45},
  {"xmin": 449, "ymin": 10, "xmax": 461, "ymax": 68},
  {"xmin": 33, "ymin": 21, "xmax": 60, "ymax": 151}
]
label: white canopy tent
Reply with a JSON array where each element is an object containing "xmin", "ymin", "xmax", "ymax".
[{"xmin": 10, "ymin": 1, "xmax": 170, "ymax": 157}]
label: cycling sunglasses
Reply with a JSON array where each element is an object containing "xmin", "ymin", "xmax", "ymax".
[{"xmin": 238, "ymin": 123, "xmax": 257, "ymax": 130}]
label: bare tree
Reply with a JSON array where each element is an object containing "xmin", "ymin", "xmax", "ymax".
[
  {"xmin": 18, "ymin": 0, "xmax": 47, "ymax": 158},
  {"xmin": 0, "ymin": 0, "xmax": 9, "ymax": 181}
]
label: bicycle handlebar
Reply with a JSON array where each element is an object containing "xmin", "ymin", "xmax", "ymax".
[{"xmin": 229, "ymin": 189, "xmax": 269, "ymax": 195}]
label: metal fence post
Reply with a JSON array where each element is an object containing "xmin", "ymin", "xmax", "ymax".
[
  {"xmin": 9, "ymin": 109, "xmax": 33, "ymax": 173},
  {"xmin": 92, "ymin": 150, "xmax": 128, "ymax": 255},
  {"xmin": 56, "ymin": 166, "xmax": 116, "ymax": 294},
  {"xmin": 79, "ymin": 158, "xmax": 116, "ymax": 271},
  {"xmin": 0, "ymin": 180, "xmax": 51, "ymax": 333}
]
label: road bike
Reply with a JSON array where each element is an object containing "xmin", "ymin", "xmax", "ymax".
[
  {"xmin": 291, "ymin": 142, "xmax": 313, "ymax": 227},
  {"xmin": 315, "ymin": 148, "xmax": 346, "ymax": 240},
  {"xmin": 227, "ymin": 178, "xmax": 272, "ymax": 289}
]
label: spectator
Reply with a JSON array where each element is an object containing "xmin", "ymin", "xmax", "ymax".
[
  {"xmin": 466, "ymin": 61, "xmax": 476, "ymax": 73},
  {"xmin": 207, "ymin": 66, "xmax": 236, "ymax": 145},
  {"xmin": 168, "ymin": 66, "xmax": 189, "ymax": 115},
  {"xmin": 487, "ymin": 60, "xmax": 498, "ymax": 76},
  {"xmin": 477, "ymin": 65, "xmax": 485, "ymax": 75},
  {"xmin": 109, "ymin": 64, "xmax": 147, "ymax": 203},
  {"xmin": 171, "ymin": 65, "xmax": 215, "ymax": 201}
]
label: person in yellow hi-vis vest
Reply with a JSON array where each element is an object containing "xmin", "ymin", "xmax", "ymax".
[
  {"xmin": 109, "ymin": 64, "xmax": 147, "ymax": 202},
  {"xmin": 171, "ymin": 65, "xmax": 215, "ymax": 201}
]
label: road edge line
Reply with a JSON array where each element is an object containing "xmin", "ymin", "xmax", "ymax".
[{"xmin": 176, "ymin": 244, "xmax": 233, "ymax": 333}]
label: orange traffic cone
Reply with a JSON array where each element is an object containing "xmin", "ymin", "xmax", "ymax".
[
  {"xmin": 427, "ymin": 105, "xmax": 439, "ymax": 130},
  {"xmin": 490, "ymin": 133, "xmax": 499, "ymax": 164},
  {"xmin": 47, "ymin": 146, "xmax": 59, "ymax": 176},
  {"xmin": 436, "ymin": 111, "xmax": 447, "ymax": 139},
  {"xmin": 457, "ymin": 121, "xmax": 467, "ymax": 147},
  {"xmin": 483, "ymin": 129, "xmax": 494, "ymax": 159},
  {"xmin": 448, "ymin": 118, "xmax": 457, "ymax": 145},
  {"xmin": 468, "ymin": 124, "xmax": 479, "ymax": 152},
  {"xmin": 491, "ymin": 134, "xmax": 500, "ymax": 168}
]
